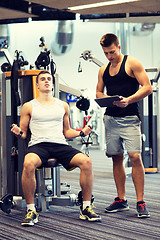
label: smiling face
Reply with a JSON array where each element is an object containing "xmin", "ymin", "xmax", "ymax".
[
  {"xmin": 37, "ymin": 72, "xmax": 53, "ymax": 93},
  {"xmin": 102, "ymin": 43, "xmax": 121, "ymax": 64}
]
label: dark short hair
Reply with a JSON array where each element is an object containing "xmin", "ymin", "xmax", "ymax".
[
  {"xmin": 100, "ymin": 33, "xmax": 119, "ymax": 47},
  {"xmin": 36, "ymin": 70, "xmax": 51, "ymax": 83}
]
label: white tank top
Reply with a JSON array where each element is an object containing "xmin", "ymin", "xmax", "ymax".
[{"xmin": 28, "ymin": 98, "xmax": 68, "ymax": 147}]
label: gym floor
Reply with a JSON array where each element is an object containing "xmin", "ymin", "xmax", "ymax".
[{"xmin": 0, "ymin": 149, "xmax": 160, "ymax": 240}]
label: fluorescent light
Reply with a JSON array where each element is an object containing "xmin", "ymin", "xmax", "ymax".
[{"xmin": 68, "ymin": 0, "xmax": 139, "ymax": 11}]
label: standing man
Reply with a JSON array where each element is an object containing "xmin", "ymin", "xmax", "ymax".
[
  {"xmin": 96, "ymin": 33, "xmax": 152, "ymax": 218},
  {"xmin": 11, "ymin": 70, "xmax": 101, "ymax": 226}
]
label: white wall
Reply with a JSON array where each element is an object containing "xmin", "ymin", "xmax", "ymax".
[
  {"xmin": 1, "ymin": 20, "xmax": 160, "ymax": 151},
  {"xmin": 128, "ymin": 23, "xmax": 160, "ymax": 67},
  {"xmin": 1, "ymin": 20, "xmax": 160, "ymax": 101},
  {"xmin": 7, "ymin": 20, "xmax": 114, "ymax": 94}
]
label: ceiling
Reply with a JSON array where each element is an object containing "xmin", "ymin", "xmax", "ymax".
[{"xmin": 0, "ymin": 0, "xmax": 160, "ymax": 24}]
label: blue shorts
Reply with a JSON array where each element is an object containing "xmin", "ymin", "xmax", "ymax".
[
  {"xmin": 103, "ymin": 115, "xmax": 142, "ymax": 157},
  {"xmin": 26, "ymin": 142, "xmax": 82, "ymax": 170}
]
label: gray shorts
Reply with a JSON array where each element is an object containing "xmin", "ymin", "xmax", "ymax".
[{"xmin": 103, "ymin": 115, "xmax": 142, "ymax": 157}]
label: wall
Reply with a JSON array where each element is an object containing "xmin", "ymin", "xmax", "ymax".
[
  {"xmin": 6, "ymin": 21, "xmax": 114, "ymax": 93},
  {"xmin": 0, "ymin": 21, "xmax": 159, "ymax": 98},
  {"xmin": 1, "ymin": 20, "xmax": 160, "ymax": 160},
  {"xmin": 1, "ymin": 20, "xmax": 160, "ymax": 124}
]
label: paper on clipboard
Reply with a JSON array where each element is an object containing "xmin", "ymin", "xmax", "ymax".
[{"xmin": 94, "ymin": 95, "xmax": 121, "ymax": 107}]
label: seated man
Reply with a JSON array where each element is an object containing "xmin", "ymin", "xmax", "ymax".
[{"xmin": 11, "ymin": 70, "xmax": 101, "ymax": 226}]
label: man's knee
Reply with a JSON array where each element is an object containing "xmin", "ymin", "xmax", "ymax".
[
  {"xmin": 78, "ymin": 155, "xmax": 92, "ymax": 171},
  {"xmin": 128, "ymin": 153, "xmax": 143, "ymax": 167},
  {"xmin": 23, "ymin": 160, "xmax": 35, "ymax": 175},
  {"xmin": 84, "ymin": 156, "xmax": 92, "ymax": 168},
  {"xmin": 23, "ymin": 154, "xmax": 40, "ymax": 174}
]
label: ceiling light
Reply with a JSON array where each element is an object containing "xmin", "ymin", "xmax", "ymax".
[{"xmin": 68, "ymin": 0, "xmax": 140, "ymax": 11}]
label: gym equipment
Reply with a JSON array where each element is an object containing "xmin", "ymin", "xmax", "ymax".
[
  {"xmin": 0, "ymin": 69, "xmax": 83, "ymax": 213},
  {"xmin": 1, "ymin": 62, "xmax": 12, "ymax": 72},
  {"xmin": 0, "ymin": 193, "xmax": 15, "ymax": 214},
  {"xmin": 10, "ymin": 50, "xmax": 29, "ymax": 195},
  {"xmin": 52, "ymin": 21, "xmax": 73, "ymax": 55},
  {"xmin": 76, "ymin": 96, "xmax": 90, "ymax": 114},
  {"xmin": 141, "ymin": 68, "xmax": 160, "ymax": 172},
  {"xmin": 76, "ymin": 96, "xmax": 94, "ymax": 156},
  {"xmin": 35, "ymin": 37, "xmax": 56, "ymax": 85},
  {"xmin": 0, "ymin": 41, "xmax": 95, "ymax": 213},
  {"xmin": 35, "ymin": 36, "xmax": 50, "ymax": 69},
  {"xmin": 35, "ymin": 47, "xmax": 50, "ymax": 70},
  {"xmin": 78, "ymin": 50, "xmax": 103, "ymax": 72},
  {"xmin": 35, "ymin": 158, "xmax": 77, "ymax": 211},
  {"xmin": 0, "ymin": 44, "xmax": 13, "ymax": 66}
]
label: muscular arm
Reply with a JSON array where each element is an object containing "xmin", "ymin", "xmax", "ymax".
[
  {"xmin": 114, "ymin": 57, "xmax": 152, "ymax": 108},
  {"xmin": 127, "ymin": 57, "xmax": 152, "ymax": 103},
  {"xmin": 11, "ymin": 102, "xmax": 31, "ymax": 139},
  {"xmin": 62, "ymin": 102, "xmax": 91, "ymax": 138},
  {"xmin": 96, "ymin": 65, "xmax": 108, "ymax": 98}
]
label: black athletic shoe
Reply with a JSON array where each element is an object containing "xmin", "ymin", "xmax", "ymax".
[
  {"xmin": 137, "ymin": 201, "xmax": 150, "ymax": 218},
  {"xmin": 105, "ymin": 197, "xmax": 129, "ymax": 213},
  {"xmin": 21, "ymin": 210, "xmax": 39, "ymax": 226},
  {"xmin": 80, "ymin": 206, "xmax": 101, "ymax": 222}
]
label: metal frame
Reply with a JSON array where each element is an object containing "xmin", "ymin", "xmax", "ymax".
[{"xmin": 0, "ymin": 73, "xmax": 7, "ymax": 197}]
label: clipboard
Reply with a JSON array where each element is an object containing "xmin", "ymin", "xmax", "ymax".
[{"xmin": 94, "ymin": 95, "xmax": 121, "ymax": 107}]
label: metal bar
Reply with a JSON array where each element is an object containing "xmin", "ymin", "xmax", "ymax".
[
  {"xmin": 0, "ymin": 79, "xmax": 1, "ymax": 196},
  {"xmin": 56, "ymin": 167, "xmax": 61, "ymax": 197},
  {"xmin": 154, "ymin": 69, "xmax": 160, "ymax": 82},
  {"xmin": 53, "ymin": 74, "xmax": 61, "ymax": 198},
  {"xmin": 145, "ymin": 68, "xmax": 158, "ymax": 72},
  {"xmin": 1, "ymin": 73, "xmax": 7, "ymax": 196},
  {"xmin": 54, "ymin": 74, "xmax": 59, "ymax": 98},
  {"xmin": 59, "ymin": 83, "xmax": 81, "ymax": 97},
  {"xmin": 157, "ymin": 84, "xmax": 160, "ymax": 171},
  {"xmin": 0, "ymin": 48, "xmax": 13, "ymax": 65},
  {"xmin": 92, "ymin": 58, "xmax": 104, "ymax": 67}
]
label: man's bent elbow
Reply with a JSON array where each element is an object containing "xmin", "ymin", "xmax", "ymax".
[{"xmin": 96, "ymin": 92, "xmax": 102, "ymax": 98}]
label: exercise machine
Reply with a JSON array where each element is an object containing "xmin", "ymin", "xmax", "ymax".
[
  {"xmin": 0, "ymin": 38, "xmax": 87, "ymax": 213},
  {"xmin": 76, "ymin": 96, "xmax": 93, "ymax": 156},
  {"xmin": 0, "ymin": 68, "xmax": 85, "ymax": 213}
]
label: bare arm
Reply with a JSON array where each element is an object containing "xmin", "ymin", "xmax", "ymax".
[
  {"xmin": 62, "ymin": 102, "xmax": 92, "ymax": 138},
  {"xmin": 11, "ymin": 102, "xmax": 31, "ymax": 139},
  {"xmin": 96, "ymin": 65, "xmax": 108, "ymax": 98},
  {"xmin": 113, "ymin": 57, "xmax": 152, "ymax": 108},
  {"xmin": 128, "ymin": 57, "xmax": 152, "ymax": 103}
]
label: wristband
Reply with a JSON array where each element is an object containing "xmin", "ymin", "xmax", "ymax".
[
  {"xmin": 80, "ymin": 130, "xmax": 85, "ymax": 137},
  {"xmin": 19, "ymin": 130, "xmax": 23, "ymax": 137}
]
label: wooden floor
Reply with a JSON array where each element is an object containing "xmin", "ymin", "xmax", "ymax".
[{"xmin": 0, "ymin": 148, "xmax": 160, "ymax": 240}]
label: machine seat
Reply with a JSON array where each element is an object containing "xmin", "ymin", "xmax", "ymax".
[
  {"xmin": 41, "ymin": 158, "xmax": 59, "ymax": 168},
  {"xmin": 38, "ymin": 158, "xmax": 76, "ymax": 171}
]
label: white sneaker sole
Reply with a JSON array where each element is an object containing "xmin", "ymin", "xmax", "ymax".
[
  {"xmin": 21, "ymin": 218, "xmax": 38, "ymax": 227},
  {"xmin": 137, "ymin": 213, "xmax": 150, "ymax": 218}
]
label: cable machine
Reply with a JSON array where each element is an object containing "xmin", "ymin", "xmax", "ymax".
[{"xmin": 0, "ymin": 38, "xmax": 83, "ymax": 213}]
